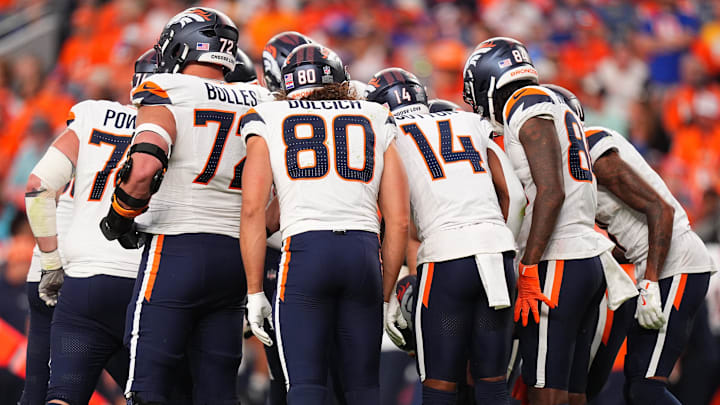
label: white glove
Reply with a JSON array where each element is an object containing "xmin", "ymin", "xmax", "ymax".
[
  {"xmin": 635, "ymin": 280, "xmax": 666, "ymax": 330},
  {"xmin": 247, "ymin": 292, "xmax": 274, "ymax": 346},
  {"xmin": 384, "ymin": 294, "xmax": 408, "ymax": 349}
]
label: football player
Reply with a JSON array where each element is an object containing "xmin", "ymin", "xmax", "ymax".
[
  {"xmin": 552, "ymin": 86, "xmax": 717, "ymax": 404},
  {"xmin": 23, "ymin": 50, "xmax": 157, "ymax": 405},
  {"xmin": 226, "ymin": 48, "xmax": 259, "ymax": 84},
  {"xmin": 259, "ymin": 30, "xmax": 316, "ymax": 405},
  {"xmin": 98, "ymin": 7, "xmax": 272, "ymax": 404},
  {"xmin": 19, "ymin": 184, "xmax": 72, "ymax": 405},
  {"xmin": 463, "ymin": 37, "xmax": 615, "ymax": 405},
  {"xmin": 240, "ymin": 44, "xmax": 409, "ymax": 405},
  {"xmin": 262, "ymin": 31, "xmax": 313, "ymax": 93},
  {"xmin": 366, "ymin": 67, "xmax": 517, "ymax": 404},
  {"xmin": 428, "ymin": 98, "xmax": 461, "ymax": 113}
]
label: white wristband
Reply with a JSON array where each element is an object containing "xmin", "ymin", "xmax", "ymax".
[{"xmin": 39, "ymin": 249, "xmax": 62, "ymax": 271}]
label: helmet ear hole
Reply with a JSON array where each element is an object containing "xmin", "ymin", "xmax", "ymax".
[{"xmin": 170, "ymin": 44, "xmax": 182, "ymax": 59}]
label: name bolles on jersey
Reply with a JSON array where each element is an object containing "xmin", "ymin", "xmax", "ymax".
[{"xmin": 205, "ymin": 82, "xmax": 260, "ymax": 106}]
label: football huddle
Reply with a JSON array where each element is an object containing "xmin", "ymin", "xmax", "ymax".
[{"xmin": 19, "ymin": 6, "xmax": 718, "ymax": 405}]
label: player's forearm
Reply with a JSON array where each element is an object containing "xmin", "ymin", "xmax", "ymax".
[
  {"xmin": 240, "ymin": 207, "xmax": 267, "ymax": 294},
  {"xmin": 643, "ymin": 199, "xmax": 674, "ymax": 282},
  {"xmin": 518, "ymin": 117, "xmax": 565, "ymax": 265},
  {"xmin": 116, "ymin": 153, "xmax": 163, "ymax": 204},
  {"xmin": 382, "ymin": 220, "xmax": 408, "ymax": 301},
  {"xmin": 522, "ymin": 188, "xmax": 564, "ymax": 264}
]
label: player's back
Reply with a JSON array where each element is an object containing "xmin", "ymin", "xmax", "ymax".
[
  {"xmin": 242, "ymin": 99, "xmax": 396, "ymax": 239},
  {"xmin": 502, "ymin": 85, "xmax": 612, "ymax": 260},
  {"xmin": 62, "ymin": 100, "xmax": 141, "ymax": 278},
  {"xmin": 586, "ymin": 126, "xmax": 691, "ymax": 264},
  {"xmin": 394, "ymin": 110, "xmax": 515, "ymax": 264},
  {"xmin": 132, "ymin": 73, "xmax": 273, "ymax": 237}
]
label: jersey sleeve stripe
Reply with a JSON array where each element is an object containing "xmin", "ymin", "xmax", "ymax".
[
  {"xmin": 66, "ymin": 110, "xmax": 76, "ymax": 126},
  {"xmin": 585, "ymin": 129, "xmax": 611, "ymax": 150},
  {"xmin": 504, "ymin": 88, "xmax": 554, "ymax": 125},
  {"xmin": 239, "ymin": 109, "xmax": 265, "ymax": 128},
  {"xmin": 132, "ymin": 81, "xmax": 172, "ymax": 105}
]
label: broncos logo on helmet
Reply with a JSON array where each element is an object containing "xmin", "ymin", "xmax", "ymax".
[
  {"xmin": 155, "ymin": 7, "xmax": 238, "ymax": 74},
  {"xmin": 262, "ymin": 31, "xmax": 313, "ymax": 92},
  {"xmin": 463, "ymin": 37, "xmax": 538, "ymax": 129}
]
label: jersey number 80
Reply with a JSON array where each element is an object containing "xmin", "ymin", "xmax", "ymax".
[{"xmin": 283, "ymin": 114, "xmax": 375, "ymax": 183}]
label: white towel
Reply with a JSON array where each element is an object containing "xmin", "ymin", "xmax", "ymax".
[
  {"xmin": 600, "ymin": 250, "xmax": 638, "ymax": 310},
  {"xmin": 475, "ymin": 253, "xmax": 512, "ymax": 309}
]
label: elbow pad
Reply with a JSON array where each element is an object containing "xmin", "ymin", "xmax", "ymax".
[
  {"xmin": 115, "ymin": 143, "xmax": 169, "ymax": 194},
  {"xmin": 25, "ymin": 147, "xmax": 74, "ymax": 237}
]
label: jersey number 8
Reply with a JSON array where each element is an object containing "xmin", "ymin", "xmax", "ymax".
[{"xmin": 283, "ymin": 114, "xmax": 375, "ymax": 183}]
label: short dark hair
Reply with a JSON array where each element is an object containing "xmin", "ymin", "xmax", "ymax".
[{"xmin": 275, "ymin": 82, "xmax": 358, "ymax": 101}]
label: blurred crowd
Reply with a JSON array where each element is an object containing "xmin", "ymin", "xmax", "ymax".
[{"xmin": 0, "ymin": 0, "xmax": 719, "ymax": 403}]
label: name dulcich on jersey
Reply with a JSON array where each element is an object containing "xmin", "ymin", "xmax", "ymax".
[
  {"xmin": 131, "ymin": 73, "xmax": 273, "ymax": 238},
  {"xmin": 239, "ymin": 99, "xmax": 395, "ymax": 239},
  {"xmin": 502, "ymin": 85, "xmax": 613, "ymax": 259},
  {"xmin": 394, "ymin": 110, "xmax": 516, "ymax": 265},
  {"xmin": 586, "ymin": 126, "xmax": 717, "ymax": 279},
  {"xmin": 61, "ymin": 100, "xmax": 142, "ymax": 279}
]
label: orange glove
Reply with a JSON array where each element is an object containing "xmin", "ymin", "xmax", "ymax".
[{"xmin": 514, "ymin": 263, "xmax": 555, "ymax": 326}]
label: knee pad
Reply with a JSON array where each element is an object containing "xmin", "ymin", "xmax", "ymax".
[
  {"xmin": 474, "ymin": 378, "xmax": 510, "ymax": 405},
  {"xmin": 627, "ymin": 378, "xmax": 681, "ymax": 405},
  {"xmin": 422, "ymin": 386, "xmax": 457, "ymax": 405}
]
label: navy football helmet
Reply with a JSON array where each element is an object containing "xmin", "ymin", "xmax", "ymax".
[
  {"xmin": 428, "ymin": 98, "xmax": 461, "ymax": 113},
  {"xmin": 281, "ymin": 44, "xmax": 348, "ymax": 97},
  {"xmin": 463, "ymin": 37, "xmax": 538, "ymax": 128},
  {"xmin": 155, "ymin": 7, "xmax": 238, "ymax": 74},
  {"xmin": 395, "ymin": 275, "xmax": 417, "ymax": 353},
  {"xmin": 543, "ymin": 83, "xmax": 585, "ymax": 123},
  {"xmin": 225, "ymin": 49, "xmax": 257, "ymax": 84},
  {"xmin": 133, "ymin": 49, "xmax": 157, "ymax": 89},
  {"xmin": 365, "ymin": 68, "xmax": 428, "ymax": 114},
  {"xmin": 263, "ymin": 31, "xmax": 313, "ymax": 92}
]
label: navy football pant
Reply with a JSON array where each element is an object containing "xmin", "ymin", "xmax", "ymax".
[
  {"xmin": 46, "ymin": 275, "xmax": 135, "ymax": 404},
  {"xmin": 517, "ymin": 256, "xmax": 606, "ymax": 391},
  {"xmin": 582, "ymin": 294, "xmax": 635, "ymax": 399},
  {"xmin": 275, "ymin": 231, "xmax": 382, "ymax": 405},
  {"xmin": 125, "ymin": 233, "xmax": 246, "ymax": 405},
  {"xmin": 413, "ymin": 253, "xmax": 516, "ymax": 383},
  {"xmin": 624, "ymin": 272, "xmax": 711, "ymax": 403},
  {"xmin": 19, "ymin": 282, "xmax": 53, "ymax": 405}
]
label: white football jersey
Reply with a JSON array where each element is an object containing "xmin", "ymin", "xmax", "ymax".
[
  {"xmin": 59, "ymin": 100, "xmax": 145, "ymax": 279},
  {"xmin": 587, "ymin": 126, "xmax": 716, "ymax": 279},
  {"xmin": 132, "ymin": 73, "xmax": 273, "ymax": 238},
  {"xmin": 394, "ymin": 110, "xmax": 515, "ymax": 265},
  {"xmin": 240, "ymin": 99, "xmax": 396, "ymax": 239},
  {"xmin": 27, "ymin": 188, "xmax": 73, "ymax": 282},
  {"xmin": 502, "ymin": 86, "xmax": 613, "ymax": 260}
]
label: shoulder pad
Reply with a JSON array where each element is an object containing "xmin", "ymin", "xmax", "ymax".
[
  {"xmin": 132, "ymin": 75, "xmax": 173, "ymax": 106},
  {"xmin": 584, "ymin": 127, "xmax": 613, "ymax": 150},
  {"xmin": 503, "ymin": 86, "xmax": 555, "ymax": 126}
]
